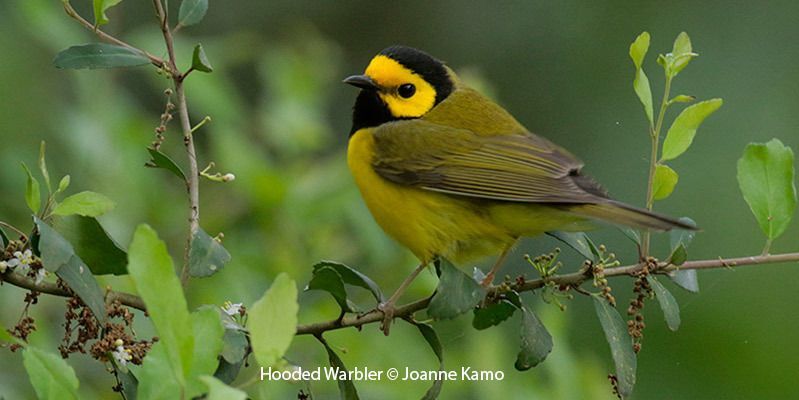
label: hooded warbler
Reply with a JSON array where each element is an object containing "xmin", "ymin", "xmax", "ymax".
[{"xmin": 344, "ymin": 46, "xmax": 693, "ymax": 332}]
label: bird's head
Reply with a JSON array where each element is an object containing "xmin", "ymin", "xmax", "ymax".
[{"xmin": 345, "ymin": 46, "xmax": 454, "ymax": 133}]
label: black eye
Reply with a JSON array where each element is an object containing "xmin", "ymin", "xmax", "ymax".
[{"xmin": 398, "ymin": 83, "xmax": 416, "ymax": 98}]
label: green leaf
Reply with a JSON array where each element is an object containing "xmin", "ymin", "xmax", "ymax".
[
  {"xmin": 306, "ymin": 265, "xmax": 353, "ymax": 312},
  {"xmin": 737, "ymin": 139, "xmax": 797, "ymax": 240},
  {"xmin": 547, "ymin": 231, "xmax": 597, "ymax": 262},
  {"xmin": 514, "ymin": 305, "xmax": 553, "ymax": 370},
  {"xmin": 656, "ymin": 53, "xmax": 668, "ymax": 68},
  {"xmin": 213, "ymin": 359, "xmax": 244, "ymax": 385},
  {"xmin": 321, "ymin": 341, "xmax": 360, "ymax": 400},
  {"xmin": 220, "ymin": 328, "xmax": 248, "ymax": 364},
  {"xmin": 38, "ymin": 141, "xmax": 51, "ymax": 194},
  {"xmin": 57, "ymin": 256, "xmax": 108, "ymax": 323},
  {"xmin": 313, "ymin": 260, "xmax": 385, "ymax": 302},
  {"xmin": 33, "ymin": 217, "xmax": 107, "ymax": 322},
  {"xmin": 34, "ymin": 216, "xmax": 74, "ymax": 271},
  {"xmin": 669, "ymin": 244, "xmax": 687, "ymax": 266},
  {"xmin": 128, "ymin": 224, "xmax": 191, "ymax": 385},
  {"xmin": 146, "ymin": 148, "xmax": 187, "ymax": 181},
  {"xmin": 669, "ymin": 32, "xmax": 696, "ymax": 76},
  {"xmin": 650, "ymin": 277, "xmax": 681, "ymax": 331},
  {"xmin": 669, "ymin": 217, "xmax": 696, "ymax": 251},
  {"xmin": 200, "ymin": 376, "xmax": 247, "ymax": 400},
  {"xmin": 668, "ymin": 217, "xmax": 697, "ymax": 279},
  {"xmin": 652, "ymin": 164, "xmax": 679, "ymax": 200},
  {"xmin": 57, "ymin": 175, "xmax": 71, "ymax": 194},
  {"xmin": 668, "ymin": 95, "xmax": 696, "ymax": 105},
  {"xmin": 629, "ymin": 32, "xmax": 653, "ymax": 124},
  {"xmin": 472, "ymin": 300, "xmax": 516, "ymax": 330},
  {"xmin": 249, "ymin": 273, "xmax": 298, "ymax": 368},
  {"xmin": 137, "ymin": 342, "xmax": 183, "ymax": 400},
  {"xmin": 672, "ymin": 32, "xmax": 692, "ymax": 57},
  {"xmin": 428, "ymin": 258, "xmax": 486, "ymax": 320},
  {"xmin": 186, "ymin": 306, "xmax": 225, "ymax": 399},
  {"xmin": 178, "ymin": 0, "xmax": 208, "ymax": 26},
  {"xmin": 192, "ymin": 43, "xmax": 213, "ymax": 73},
  {"xmin": 53, "ymin": 191, "xmax": 115, "ymax": 217},
  {"xmin": 22, "ymin": 346, "xmax": 79, "ymax": 400},
  {"xmin": 669, "ymin": 269, "xmax": 699, "ymax": 293},
  {"xmin": 53, "ymin": 43, "xmax": 150, "ymax": 69},
  {"xmin": 188, "ymin": 228, "xmax": 231, "ymax": 277},
  {"xmin": 114, "ymin": 367, "xmax": 138, "ymax": 400},
  {"xmin": 632, "ymin": 69, "xmax": 653, "ymax": 126},
  {"xmin": 661, "ymin": 99, "xmax": 723, "ymax": 161},
  {"xmin": 629, "ymin": 32, "xmax": 649, "ymax": 69},
  {"xmin": 93, "ymin": 0, "xmax": 122, "ymax": 26},
  {"xmin": 0, "ymin": 225, "xmax": 8, "ymax": 248},
  {"xmin": 593, "ymin": 296, "xmax": 636, "ymax": 398},
  {"xmin": 416, "ymin": 323, "xmax": 444, "ymax": 400},
  {"xmin": 618, "ymin": 227, "xmax": 640, "ymax": 246},
  {"xmin": 21, "ymin": 162, "xmax": 41, "ymax": 214},
  {"xmin": 55, "ymin": 216, "xmax": 127, "ymax": 275}
]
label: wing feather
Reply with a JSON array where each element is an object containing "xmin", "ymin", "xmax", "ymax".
[{"xmin": 370, "ymin": 88, "xmax": 608, "ymax": 204}]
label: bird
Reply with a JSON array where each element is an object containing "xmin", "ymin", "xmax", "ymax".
[{"xmin": 343, "ymin": 45, "xmax": 694, "ymax": 334}]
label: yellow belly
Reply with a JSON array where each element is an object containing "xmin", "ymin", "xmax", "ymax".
[
  {"xmin": 347, "ymin": 129, "xmax": 585, "ymax": 264},
  {"xmin": 347, "ymin": 129, "xmax": 513, "ymax": 263}
]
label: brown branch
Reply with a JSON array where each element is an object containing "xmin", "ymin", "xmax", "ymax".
[
  {"xmin": 150, "ymin": 0, "xmax": 201, "ymax": 286},
  {"xmin": 295, "ymin": 251, "xmax": 799, "ymax": 336},
  {"xmin": 1, "ymin": 270, "xmax": 145, "ymax": 311},
  {"xmin": 62, "ymin": 1, "xmax": 166, "ymax": 69},
  {"xmin": 2, "ymin": 250, "xmax": 798, "ymax": 333}
]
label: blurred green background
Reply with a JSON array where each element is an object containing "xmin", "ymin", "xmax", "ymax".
[{"xmin": 1, "ymin": 1, "xmax": 798, "ymax": 399}]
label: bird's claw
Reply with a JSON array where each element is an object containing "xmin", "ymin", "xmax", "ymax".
[{"xmin": 378, "ymin": 301, "xmax": 396, "ymax": 336}]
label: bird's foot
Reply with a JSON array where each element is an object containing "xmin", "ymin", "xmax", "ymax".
[
  {"xmin": 377, "ymin": 301, "xmax": 397, "ymax": 336},
  {"xmin": 480, "ymin": 271, "xmax": 496, "ymax": 288}
]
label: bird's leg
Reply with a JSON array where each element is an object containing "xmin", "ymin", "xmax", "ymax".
[
  {"xmin": 379, "ymin": 261, "xmax": 428, "ymax": 335},
  {"xmin": 480, "ymin": 240, "xmax": 517, "ymax": 287}
]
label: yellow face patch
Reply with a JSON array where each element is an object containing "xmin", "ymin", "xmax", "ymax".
[{"xmin": 364, "ymin": 55, "xmax": 437, "ymax": 118}]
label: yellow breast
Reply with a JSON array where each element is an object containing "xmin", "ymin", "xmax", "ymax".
[{"xmin": 347, "ymin": 128, "xmax": 511, "ymax": 263}]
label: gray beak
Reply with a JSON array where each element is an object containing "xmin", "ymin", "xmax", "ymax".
[{"xmin": 343, "ymin": 74, "xmax": 377, "ymax": 90}]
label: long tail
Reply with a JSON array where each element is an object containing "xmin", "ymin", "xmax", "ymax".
[{"xmin": 570, "ymin": 200, "xmax": 697, "ymax": 231}]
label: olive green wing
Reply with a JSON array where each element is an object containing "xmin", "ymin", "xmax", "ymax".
[{"xmin": 371, "ymin": 119, "xmax": 608, "ymax": 204}]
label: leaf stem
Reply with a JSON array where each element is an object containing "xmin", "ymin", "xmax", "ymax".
[
  {"xmin": 61, "ymin": 1, "xmax": 166, "ymax": 69},
  {"xmin": 151, "ymin": 0, "xmax": 201, "ymax": 286},
  {"xmin": 641, "ymin": 74, "xmax": 673, "ymax": 257},
  {"xmin": 762, "ymin": 239, "xmax": 773, "ymax": 256}
]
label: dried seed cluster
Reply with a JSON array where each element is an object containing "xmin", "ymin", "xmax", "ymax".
[
  {"xmin": 627, "ymin": 257, "xmax": 656, "ymax": 353},
  {"xmin": 59, "ymin": 297, "xmax": 99, "ymax": 358},
  {"xmin": 152, "ymin": 88, "xmax": 175, "ymax": 149},
  {"xmin": 58, "ymin": 298, "xmax": 156, "ymax": 367},
  {"xmin": 591, "ymin": 260, "xmax": 616, "ymax": 307}
]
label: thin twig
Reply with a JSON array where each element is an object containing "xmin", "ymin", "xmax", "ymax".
[
  {"xmin": 151, "ymin": 0, "xmax": 201, "ymax": 286},
  {"xmin": 0, "ymin": 221, "xmax": 28, "ymax": 242},
  {"xmin": 642, "ymin": 74, "xmax": 674, "ymax": 257},
  {"xmin": 1, "ymin": 270, "xmax": 145, "ymax": 311},
  {"xmin": 61, "ymin": 1, "xmax": 166, "ymax": 69},
  {"xmin": 295, "ymin": 251, "xmax": 799, "ymax": 336},
  {"xmin": 2, "ymin": 252, "xmax": 798, "ymax": 330}
]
